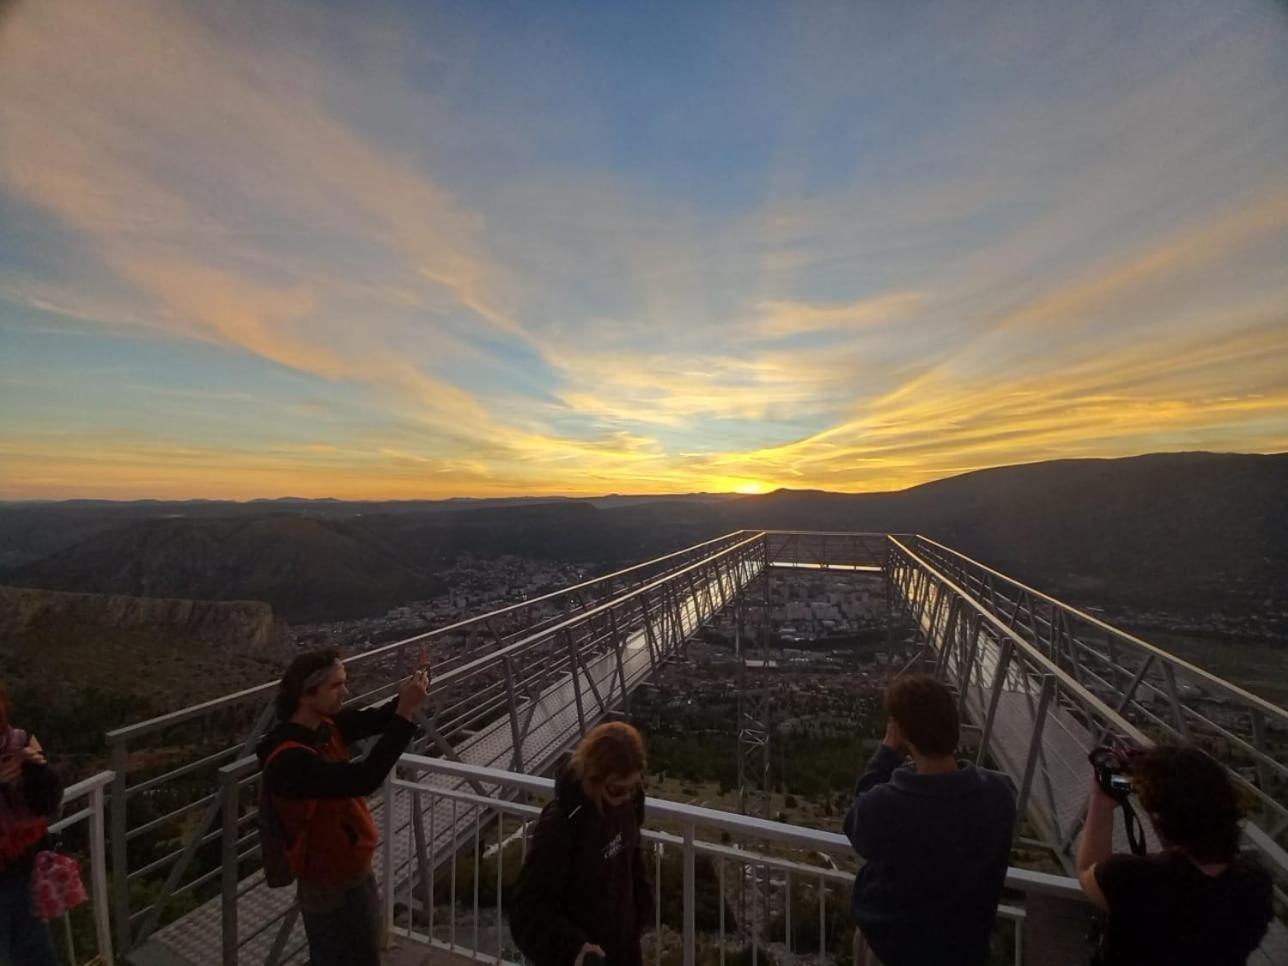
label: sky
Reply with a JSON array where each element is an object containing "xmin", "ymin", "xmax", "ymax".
[{"xmin": 1, "ymin": 0, "xmax": 1286, "ymax": 500}]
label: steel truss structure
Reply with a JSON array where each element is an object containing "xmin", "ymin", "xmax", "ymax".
[{"xmin": 99, "ymin": 530, "xmax": 1287, "ymax": 966}]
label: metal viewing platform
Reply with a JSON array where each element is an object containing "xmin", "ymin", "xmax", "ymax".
[{"xmin": 77, "ymin": 530, "xmax": 1284, "ymax": 966}]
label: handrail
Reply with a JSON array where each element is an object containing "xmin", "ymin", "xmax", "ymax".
[
  {"xmin": 390, "ymin": 754, "xmax": 1086, "ymax": 902},
  {"xmin": 911, "ymin": 535, "xmax": 1288, "ymax": 724},
  {"xmin": 888, "ymin": 536, "xmax": 1150, "ymax": 745},
  {"xmin": 107, "ymin": 530, "xmax": 754, "ymax": 741},
  {"xmin": 47, "ymin": 770, "xmax": 115, "ymax": 966}
]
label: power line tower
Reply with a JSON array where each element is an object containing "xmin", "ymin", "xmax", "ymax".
[
  {"xmin": 736, "ymin": 544, "xmax": 774, "ymax": 941},
  {"xmin": 736, "ymin": 547, "xmax": 773, "ymax": 819}
]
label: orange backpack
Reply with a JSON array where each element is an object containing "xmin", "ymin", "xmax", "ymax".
[{"xmin": 260, "ymin": 728, "xmax": 380, "ymax": 887}]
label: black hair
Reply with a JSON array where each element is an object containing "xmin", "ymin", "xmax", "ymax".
[
  {"xmin": 1134, "ymin": 743, "xmax": 1244, "ymax": 863},
  {"xmin": 275, "ymin": 648, "xmax": 341, "ymax": 721}
]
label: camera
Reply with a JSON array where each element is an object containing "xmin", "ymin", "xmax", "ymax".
[{"xmin": 1089, "ymin": 745, "xmax": 1136, "ymax": 803}]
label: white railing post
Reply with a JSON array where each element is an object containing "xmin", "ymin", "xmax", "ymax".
[
  {"xmin": 683, "ymin": 823, "xmax": 696, "ymax": 966},
  {"xmin": 218, "ymin": 764, "xmax": 241, "ymax": 966},
  {"xmin": 382, "ymin": 772, "xmax": 396, "ymax": 938},
  {"xmin": 89, "ymin": 774, "xmax": 115, "ymax": 966}
]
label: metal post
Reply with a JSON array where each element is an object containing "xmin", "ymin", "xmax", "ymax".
[
  {"xmin": 1160, "ymin": 664, "xmax": 1191, "ymax": 739},
  {"xmin": 977, "ymin": 640, "xmax": 1014, "ymax": 765},
  {"xmin": 218, "ymin": 765, "xmax": 240, "ymax": 966},
  {"xmin": 608, "ymin": 606, "xmax": 630, "ymax": 715},
  {"xmin": 382, "ymin": 773, "xmax": 395, "ymax": 938},
  {"xmin": 109, "ymin": 738, "xmax": 130, "ymax": 952},
  {"xmin": 89, "ymin": 777, "xmax": 115, "ymax": 966},
  {"xmin": 683, "ymin": 823, "xmax": 696, "ymax": 966},
  {"xmin": 503, "ymin": 657, "xmax": 525, "ymax": 771},
  {"xmin": 1250, "ymin": 711, "xmax": 1274, "ymax": 824},
  {"xmin": 565, "ymin": 630, "xmax": 587, "ymax": 735},
  {"xmin": 1014, "ymin": 676, "xmax": 1056, "ymax": 834}
]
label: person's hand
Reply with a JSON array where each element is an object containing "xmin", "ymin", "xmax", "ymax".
[
  {"xmin": 23, "ymin": 735, "xmax": 46, "ymax": 767},
  {"xmin": 396, "ymin": 665, "xmax": 431, "ymax": 720},
  {"xmin": 573, "ymin": 942, "xmax": 606, "ymax": 966},
  {"xmin": 882, "ymin": 719, "xmax": 907, "ymax": 755},
  {"xmin": 1088, "ymin": 772, "xmax": 1119, "ymax": 811}
]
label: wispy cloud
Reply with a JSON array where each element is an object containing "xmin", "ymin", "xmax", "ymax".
[{"xmin": 1, "ymin": 0, "xmax": 1286, "ymax": 498}]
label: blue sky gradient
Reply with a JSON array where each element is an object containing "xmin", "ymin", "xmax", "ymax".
[{"xmin": 1, "ymin": 0, "xmax": 1286, "ymax": 498}]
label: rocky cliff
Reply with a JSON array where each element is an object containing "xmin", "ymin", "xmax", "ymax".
[{"xmin": 0, "ymin": 584, "xmax": 291, "ymax": 653}]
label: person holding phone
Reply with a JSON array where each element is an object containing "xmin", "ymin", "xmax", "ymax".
[
  {"xmin": 0, "ymin": 682, "xmax": 63, "ymax": 966},
  {"xmin": 509, "ymin": 722, "xmax": 653, "ymax": 966},
  {"xmin": 257, "ymin": 648, "xmax": 430, "ymax": 966}
]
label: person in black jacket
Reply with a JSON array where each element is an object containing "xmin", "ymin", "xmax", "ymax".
[
  {"xmin": 509, "ymin": 721, "xmax": 653, "ymax": 966},
  {"xmin": 1077, "ymin": 743, "xmax": 1272, "ymax": 965},
  {"xmin": 844, "ymin": 674, "xmax": 1016, "ymax": 966},
  {"xmin": 0, "ymin": 682, "xmax": 64, "ymax": 966},
  {"xmin": 256, "ymin": 648, "xmax": 428, "ymax": 966}
]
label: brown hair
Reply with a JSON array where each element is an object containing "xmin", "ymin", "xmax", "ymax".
[
  {"xmin": 1133, "ymin": 744, "xmax": 1244, "ymax": 863},
  {"xmin": 570, "ymin": 722, "xmax": 646, "ymax": 807},
  {"xmin": 886, "ymin": 674, "xmax": 959, "ymax": 757},
  {"xmin": 275, "ymin": 649, "xmax": 342, "ymax": 721},
  {"xmin": 0, "ymin": 681, "xmax": 9, "ymax": 732}
]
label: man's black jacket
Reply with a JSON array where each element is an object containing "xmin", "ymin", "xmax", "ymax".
[
  {"xmin": 508, "ymin": 762, "xmax": 653, "ymax": 966},
  {"xmin": 255, "ymin": 697, "xmax": 416, "ymax": 800}
]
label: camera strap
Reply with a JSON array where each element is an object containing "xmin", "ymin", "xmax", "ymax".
[{"xmin": 1120, "ymin": 799, "xmax": 1147, "ymax": 856}]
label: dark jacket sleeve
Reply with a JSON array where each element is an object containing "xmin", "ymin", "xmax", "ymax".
[
  {"xmin": 266, "ymin": 716, "xmax": 415, "ymax": 800},
  {"xmin": 508, "ymin": 799, "xmax": 587, "ymax": 966},
  {"xmin": 843, "ymin": 743, "xmax": 904, "ymax": 860},
  {"xmin": 21, "ymin": 758, "xmax": 65, "ymax": 818},
  {"xmin": 333, "ymin": 697, "xmax": 401, "ymax": 745}
]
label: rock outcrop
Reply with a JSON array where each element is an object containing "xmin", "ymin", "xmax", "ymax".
[{"xmin": 0, "ymin": 585, "xmax": 292, "ymax": 653}]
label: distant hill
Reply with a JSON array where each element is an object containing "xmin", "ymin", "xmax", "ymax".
[
  {"xmin": 724, "ymin": 451, "xmax": 1288, "ymax": 612},
  {"xmin": 3, "ymin": 452, "xmax": 1285, "ymax": 621},
  {"xmin": 6, "ymin": 514, "xmax": 445, "ymax": 622}
]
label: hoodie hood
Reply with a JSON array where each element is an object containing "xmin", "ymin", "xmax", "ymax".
[
  {"xmin": 255, "ymin": 719, "xmax": 329, "ymax": 767},
  {"xmin": 887, "ymin": 761, "xmax": 1015, "ymax": 799}
]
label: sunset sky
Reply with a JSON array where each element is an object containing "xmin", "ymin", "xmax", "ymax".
[{"xmin": 1, "ymin": 0, "xmax": 1286, "ymax": 500}]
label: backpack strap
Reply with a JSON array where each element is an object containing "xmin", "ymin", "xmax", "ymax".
[{"xmin": 262, "ymin": 741, "xmax": 321, "ymax": 844}]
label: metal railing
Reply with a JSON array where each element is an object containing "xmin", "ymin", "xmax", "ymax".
[
  {"xmin": 207, "ymin": 534, "xmax": 768, "ymax": 965},
  {"xmin": 762, "ymin": 531, "xmax": 891, "ymax": 572},
  {"xmin": 887, "ymin": 536, "xmax": 1288, "ymax": 893},
  {"xmin": 377, "ymin": 756, "xmax": 1081, "ymax": 966},
  {"xmin": 98, "ymin": 528, "xmax": 1288, "ymax": 962},
  {"xmin": 103, "ymin": 531, "xmax": 759, "ymax": 952},
  {"xmin": 46, "ymin": 770, "xmax": 115, "ymax": 966},
  {"xmin": 900, "ymin": 536, "xmax": 1288, "ymax": 871}
]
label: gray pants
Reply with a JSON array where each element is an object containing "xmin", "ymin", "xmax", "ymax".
[{"xmin": 301, "ymin": 875, "xmax": 381, "ymax": 966}]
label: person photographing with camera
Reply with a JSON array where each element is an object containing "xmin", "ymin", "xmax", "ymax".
[
  {"xmin": 257, "ymin": 648, "xmax": 430, "ymax": 966},
  {"xmin": 1077, "ymin": 742, "xmax": 1273, "ymax": 965},
  {"xmin": 844, "ymin": 674, "xmax": 1017, "ymax": 966}
]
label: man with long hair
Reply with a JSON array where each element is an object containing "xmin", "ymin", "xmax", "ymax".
[
  {"xmin": 1077, "ymin": 743, "xmax": 1273, "ymax": 964},
  {"xmin": 509, "ymin": 721, "xmax": 653, "ymax": 966},
  {"xmin": 256, "ymin": 648, "xmax": 429, "ymax": 966}
]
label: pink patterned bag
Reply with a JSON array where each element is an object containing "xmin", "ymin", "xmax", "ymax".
[{"xmin": 31, "ymin": 850, "xmax": 87, "ymax": 921}]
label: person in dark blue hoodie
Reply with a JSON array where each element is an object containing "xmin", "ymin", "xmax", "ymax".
[{"xmin": 844, "ymin": 674, "xmax": 1016, "ymax": 966}]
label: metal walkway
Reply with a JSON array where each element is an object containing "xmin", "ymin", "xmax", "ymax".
[
  {"xmin": 137, "ymin": 538, "xmax": 768, "ymax": 964},
  {"xmin": 105, "ymin": 530, "xmax": 1287, "ymax": 965}
]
